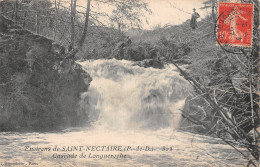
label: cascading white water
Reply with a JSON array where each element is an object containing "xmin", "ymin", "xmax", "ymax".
[
  {"xmin": 78, "ymin": 59, "xmax": 191, "ymax": 131},
  {"xmin": 0, "ymin": 59, "xmax": 247, "ymax": 167},
  {"xmin": 0, "ymin": 60, "xmax": 247, "ymax": 167}
]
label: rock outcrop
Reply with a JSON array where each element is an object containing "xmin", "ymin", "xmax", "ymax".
[
  {"xmin": 132, "ymin": 59, "xmax": 164, "ymax": 69},
  {"xmin": 0, "ymin": 16, "xmax": 92, "ymax": 131}
]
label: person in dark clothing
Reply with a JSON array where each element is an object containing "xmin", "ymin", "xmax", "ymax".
[{"xmin": 190, "ymin": 8, "xmax": 200, "ymax": 31}]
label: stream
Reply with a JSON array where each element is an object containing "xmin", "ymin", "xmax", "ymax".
[{"xmin": 0, "ymin": 59, "xmax": 247, "ymax": 167}]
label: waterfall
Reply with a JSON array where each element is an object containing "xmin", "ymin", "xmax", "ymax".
[{"xmin": 78, "ymin": 59, "xmax": 191, "ymax": 131}]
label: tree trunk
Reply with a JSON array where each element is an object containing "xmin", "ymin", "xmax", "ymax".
[
  {"xmin": 23, "ymin": 11, "xmax": 27, "ymax": 28},
  {"xmin": 65, "ymin": 0, "xmax": 91, "ymax": 60},
  {"xmin": 78, "ymin": 0, "xmax": 91, "ymax": 48},
  {"xmin": 36, "ymin": 12, "xmax": 39, "ymax": 34},
  {"xmin": 13, "ymin": 0, "xmax": 18, "ymax": 23},
  {"xmin": 211, "ymin": 0, "xmax": 216, "ymax": 22},
  {"xmin": 70, "ymin": 0, "xmax": 77, "ymax": 49},
  {"xmin": 251, "ymin": 0, "xmax": 259, "ymax": 149},
  {"xmin": 53, "ymin": 0, "xmax": 60, "ymax": 40}
]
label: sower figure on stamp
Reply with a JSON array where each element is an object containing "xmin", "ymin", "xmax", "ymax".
[
  {"xmin": 190, "ymin": 8, "xmax": 200, "ymax": 32},
  {"xmin": 224, "ymin": 5, "xmax": 247, "ymax": 43}
]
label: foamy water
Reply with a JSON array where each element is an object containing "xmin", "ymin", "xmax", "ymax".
[
  {"xmin": 79, "ymin": 59, "xmax": 191, "ymax": 130},
  {"xmin": 0, "ymin": 59, "xmax": 248, "ymax": 166},
  {"xmin": 0, "ymin": 129, "xmax": 247, "ymax": 166}
]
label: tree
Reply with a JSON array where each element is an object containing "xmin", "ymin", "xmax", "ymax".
[
  {"xmin": 65, "ymin": 0, "xmax": 151, "ymax": 58},
  {"xmin": 0, "ymin": 0, "xmax": 151, "ymax": 55},
  {"xmin": 200, "ymin": 0, "xmax": 217, "ymax": 30},
  {"xmin": 70, "ymin": 0, "xmax": 77, "ymax": 49},
  {"xmin": 65, "ymin": 0, "xmax": 91, "ymax": 59},
  {"xmin": 108, "ymin": 0, "xmax": 151, "ymax": 33}
]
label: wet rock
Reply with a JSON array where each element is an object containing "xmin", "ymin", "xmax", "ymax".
[
  {"xmin": 0, "ymin": 16, "xmax": 92, "ymax": 131},
  {"xmin": 133, "ymin": 59, "xmax": 164, "ymax": 69}
]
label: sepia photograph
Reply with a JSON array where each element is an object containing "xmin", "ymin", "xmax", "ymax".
[{"xmin": 0, "ymin": 0, "xmax": 259, "ymax": 166}]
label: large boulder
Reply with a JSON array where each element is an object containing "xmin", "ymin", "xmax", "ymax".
[{"xmin": 0, "ymin": 16, "xmax": 92, "ymax": 131}]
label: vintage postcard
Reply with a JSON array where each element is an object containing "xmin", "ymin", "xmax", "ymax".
[{"xmin": 0, "ymin": 0, "xmax": 259, "ymax": 166}]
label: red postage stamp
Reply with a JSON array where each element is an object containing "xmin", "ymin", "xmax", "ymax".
[{"xmin": 217, "ymin": 2, "xmax": 254, "ymax": 47}]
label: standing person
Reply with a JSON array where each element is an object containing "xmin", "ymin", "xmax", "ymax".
[{"xmin": 190, "ymin": 8, "xmax": 200, "ymax": 31}]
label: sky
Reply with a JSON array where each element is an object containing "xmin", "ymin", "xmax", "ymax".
[
  {"xmin": 143, "ymin": 0, "xmax": 208, "ymax": 29},
  {"xmin": 59, "ymin": 0, "xmax": 209, "ymax": 30}
]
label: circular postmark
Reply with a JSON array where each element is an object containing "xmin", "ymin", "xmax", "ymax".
[
  {"xmin": 215, "ymin": 2, "xmax": 254, "ymax": 54},
  {"xmin": 240, "ymin": 0, "xmax": 253, "ymax": 3}
]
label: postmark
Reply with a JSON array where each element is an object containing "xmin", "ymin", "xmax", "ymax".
[{"xmin": 216, "ymin": 2, "xmax": 254, "ymax": 49}]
